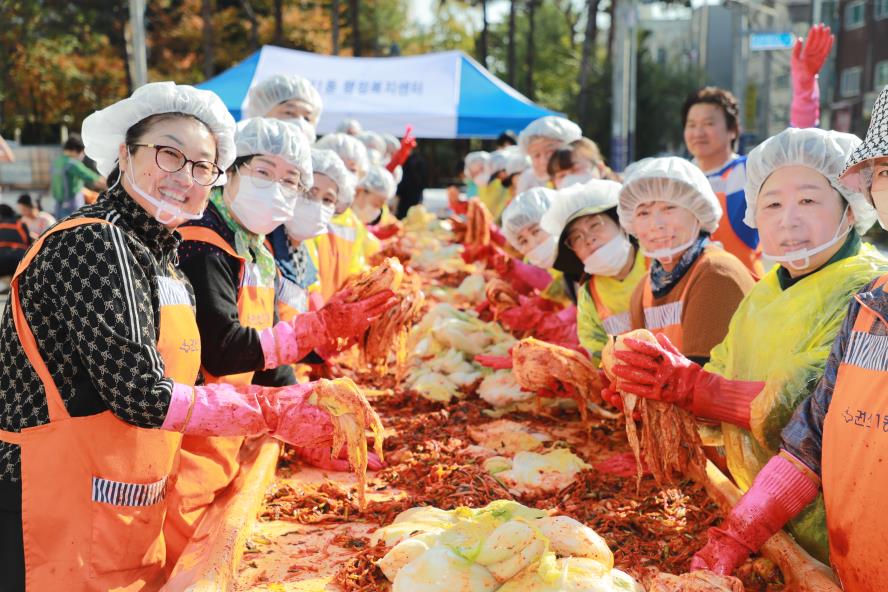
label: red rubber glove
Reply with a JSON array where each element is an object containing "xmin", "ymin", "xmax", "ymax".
[
  {"xmin": 790, "ymin": 24, "xmax": 833, "ymax": 128},
  {"xmin": 293, "ymin": 443, "xmax": 385, "ymax": 472},
  {"xmin": 492, "ymin": 256, "xmax": 552, "ymax": 294},
  {"xmin": 611, "ymin": 333, "xmax": 701, "ymax": 405},
  {"xmin": 610, "ymin": 334, "xmax": 763, "ymax": 428},
  {"xmin": 691, "ymin": 453, "xmax": 820, "ymax": 575},
  {"xmin": 260, "ymin": 289, "xmax": 396, "ymax": 365},
  {"xmin": 386, "ymin": 126, "xmax": 416, "ymax": 172},
  {"xmin": 369, "ymin": 223, "xmax": 400, "ymax": 241}
]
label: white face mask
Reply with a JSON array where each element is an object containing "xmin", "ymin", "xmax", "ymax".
[
  {"xmin": 642, "ymin": 222, "xmax": 700, "ymax": 264},
  {"xmin": 583, "ymin": 232, "xmax": 632, "ymax": 276},
  {"xmin": 285, "ymin": 197, "xmax": 334, "ymax": 241},
  {"xmin": 124, "ymin": 147, "xmax": 205, "ymax": 226},
  {"xmin": 872, "ymin": 188, "xmax": 888, "ymax": 230},
  {"xmin": 557, "ymin": 171, "xmax": 596, "ymax": 189},
  {"xmin": 763, "ymin": 206, "xmax": 852, "ymax": 271},
  {"xmin": 525, "ymin": 235, "xmax": 557, "ymax": 268},
  {"xmin": 353, "ymin": 201, "xmax": 382, "ymax": 225},
  {"xmin": 230, "ymin": 174, "xmax": 296, "ymax": 235}
]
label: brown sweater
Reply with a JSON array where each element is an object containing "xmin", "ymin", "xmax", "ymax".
[{"xmin": 629, "ymin": 247, "xmax": 756, "ymax": 360}]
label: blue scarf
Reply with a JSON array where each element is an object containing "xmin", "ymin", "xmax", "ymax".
[{"xmin": 649, "ymin": 236, "xmax": 709, "ymax": 298}]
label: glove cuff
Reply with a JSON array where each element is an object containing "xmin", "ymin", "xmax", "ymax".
[
  {"xmin": 730, "ymin": 454, "xmax": 820, "ymax": 549},
  {"xmin": 690, "ymin": 372, "xmax": 763, "ymax": 429},
  {"xmin": 259, "ymin": 314, "xmax": 327, "ymax": 368}
]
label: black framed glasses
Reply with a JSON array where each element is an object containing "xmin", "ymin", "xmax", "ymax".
[{"xmin": 130, "ymin": 143, "xmax": 222, "ymax": 186}]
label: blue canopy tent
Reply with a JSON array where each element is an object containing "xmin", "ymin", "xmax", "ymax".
[{"xmin": 198, "ymin": 46, "xmax": 558, "ymax": 139}]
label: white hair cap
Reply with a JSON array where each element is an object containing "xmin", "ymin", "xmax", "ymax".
[
  {"xmin": 745, "ymin": 127, "xmax": 875, "ymax": 234},
  {"xmin": 357, "ymin": 165, "xmax": 397, "ymax": 200},
  {"xmin": 81, "ymin": 81, "xmax": 236, "ymax": 186},
  {"xmin": 501, "ymin": 187, "xmax": 556, "ymax": 248},
  {"xmin": 541, "ymin": 179, "xmax": 623, "ymax": 239},
  {"xmin": 235, "ymin": 117, "xmax": 313, "ymax": 189},
  {"xmin": 315, "ymin": 133, "xmax": 369, "ymax": 178},
  {"xmin": 337, "ymin": 118, "xmax": 363, "ymax": 135},
  {"xmin": 464, "ymin": 151, "xmax": 490, "ymax": 177},
  {"xmin": 311, "ymin": 148, "xmax": 356, "ymax": 213},
  {"xmin": 618, "ymin": 156, "xmax": 722, "ymax": 235},
  {"xmin": 518, "ymin": 116, "xmax": 582, "ymax": 154},
  {"xmin": 242, "ymin": 75, "xmax": 323, "ymax": 124},
  {"xmin": 381, "ymin": 133, "xmax": 400, "ymax": 157}
]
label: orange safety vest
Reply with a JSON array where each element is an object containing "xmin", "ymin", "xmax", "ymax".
[
  {"xmin": 821, "ymin": 274, "xmax": 888, "ymax": 589},
  {"xmin": 710, "ymin": 165, "xmax": 764, "ymax": 278},
  {"xmin": 640, "ymin": 248, "xmax": 733, "ymax": 351},
  {"xmin": 0, "ymin": 218, "xmax": 201, "ymax": 591},
  {"xmin": 164, "ymin": 225, "xmax": 276, "ymax": 566},
  {"xmin": 588, "ymin": 278, "xmax": 632, "ymax": 336}
]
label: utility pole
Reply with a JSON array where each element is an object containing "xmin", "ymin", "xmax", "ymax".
[
  {"xmin": 610, "ymin": 0, "xmax": 638, "ymax": 171},
  {"xmin": 128, "ymin": 0, "xmax": 148, "ymax": 88}
]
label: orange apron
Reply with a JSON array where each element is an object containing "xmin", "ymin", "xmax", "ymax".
[
  {"xmin": 710, "ymin": 166, "xmax": 764, "ymax": 278},
  {"xmin": 0, "ymin": 218, "xmax": 201, "ymax": 591},
  {"xmin": 165, "ymin": 226, "xmax": 275, "ymax": 564},
  {"xmin": 639, "ymin": 249, "xmax": 722, "ymax": 351},
  {"xmin": 822, "ymin": 274, "xmax": 888, "ymax": 590},
  {"xmin": 588, "ymin": 278, "xmax": 631, "ymax": 336}
]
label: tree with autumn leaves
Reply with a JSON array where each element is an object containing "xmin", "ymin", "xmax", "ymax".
[{"xmin": 1, "ymin": 0, "xmax": 700, "ymax": 160}]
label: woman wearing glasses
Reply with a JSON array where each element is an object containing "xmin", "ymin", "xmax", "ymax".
[
  {"xmin": 170, "ymin": 118, "xmax": 394, "ymax": 564},
  {"xmin": 0, "ymin": 83, "xmax": 377, "ymax": 590},
  {"xmin": 539, "ymin": 180, "xmax": 648, "ymax": 362}
]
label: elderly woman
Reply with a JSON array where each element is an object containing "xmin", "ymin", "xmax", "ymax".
[
  {"xmin": 610, "ymin": 126, "xmax": 888, "ymax": 567},
  {"xmin": 0, "ymin": 83, "xmax": 364, "ymax": 590}
]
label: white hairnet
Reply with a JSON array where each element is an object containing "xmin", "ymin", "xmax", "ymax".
[
  {"xmin": 358, "ymin": 132, "xmax": 386, "ymax": 166},
  {"xmin": 618, "ymin": 156, "xmax": 722, "ymax": 235},
  {"xmin": 487, "ymin": 149, "xmax": 510, "ymax": 175},
  {"xmin": 464, "ymin": 151, "xmax": 490, "ymax": 177},
  {"xmin": 81, "ymin": 81, "xmax": 236, "ymax": 186},
  {"xmin": 501, "ymin": 187, "xmax": 556, "ymax": 247},
  {"xmin": 518, "ymin": 116, "xmax": 582, "ymax": 154},
  {"xmin": 382, "ymin": 133, "xmax": 400, "ymax": 157},
  {"xmin": 505, "ymin": 149, "xmax": 531, "ymax": 176},
  {"xmin": 337, "ymin": 118, "xmax": 363, "ymax": 135},
  {"xmin": 315, "ymin": 133, "xmax": 369, "ymax": 177},
  {"xmin": 235, "ymin": 118, "xmax": 313, "ymax": 189},
  {"xmin": 311, "ymin": 148, "xmax": 356, "ymax": 213},
  {"xmin": 541, "ymin": 179, "xmax": 623, "ymax": 239},
  {"xmin": 745, "ymin": 127, "xmax": 875, "ymax": 234},
  {"xmin": 242, "ymin": 75, "xmax": 323, "ymax": 124},
  {"xmin": 357, "ymin": 165, "xmax": 397, "ymax": 199}
]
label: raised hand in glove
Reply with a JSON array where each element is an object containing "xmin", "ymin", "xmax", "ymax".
[
  {"xmin": 790, "ymin": 24, "xmax": 833, "ymax": 128},
  {"xmin": 259, "ymin": 289, "xmax": 396, "ymax": 365}
]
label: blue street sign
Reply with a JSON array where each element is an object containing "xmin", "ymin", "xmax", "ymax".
[{"xmin": 750, "ymin": 32, "xmax": 794, "ymax": 51}]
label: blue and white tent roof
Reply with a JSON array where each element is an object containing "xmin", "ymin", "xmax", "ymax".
[{"xmin": 198, "ymin": 46, "xmax": 558, "ymax": 139}]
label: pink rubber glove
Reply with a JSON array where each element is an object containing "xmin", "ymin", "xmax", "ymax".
[
  {"xmin": 790, "ymin": 24, "xmax": 833, "ymax": 128},
  {"xmin": 259, "ymin": 289, "xmax": 396, "ymax": 365},
  {"xmin": 293, "ymin": 443, "xmax": 385, "ymax": 472},
  {"xmin": 493, "ymin": 256, "xmax": 552, "ymax": 294},
  {"xmin": 691, "ymin": 453, "xmax": 820, "ymax": 575},
  {"xmin": 162, "ymin": 381, "xmax": 335, "ymax": 448},
  {"xmin": 611, "ymin": 333, "xmax": 763, "ymax": 428}
]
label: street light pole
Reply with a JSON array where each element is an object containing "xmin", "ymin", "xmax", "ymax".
[
  {"xmin": 129, "ymin": 0, "xmax": 148, "ymax": 89},
  {"xmin": 610, "ymin": 0, "xmax": 638, "ymax": 172}
]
